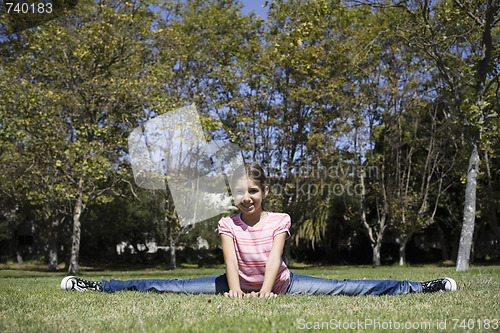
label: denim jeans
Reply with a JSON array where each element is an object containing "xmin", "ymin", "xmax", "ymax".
[
  {"xmin": 102, "ymin": 272, "xmax": 422, "ymax": 295},
  {"xmin": 286, "ymin": 272, "xmax": 422, "ymax": 295},
  {"xmin": 102, "ymin": 274, "xmax": 229, "ymax": 294}
]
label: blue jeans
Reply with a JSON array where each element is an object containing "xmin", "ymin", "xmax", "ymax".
[{"xmin": 102, "ymin": 272, "xmax": 422, "ymax": 295}]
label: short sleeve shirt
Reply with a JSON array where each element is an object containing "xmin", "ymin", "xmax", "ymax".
[{"xmin": 218, "ymin": 212, "xmax": 291, "ymax": 294}]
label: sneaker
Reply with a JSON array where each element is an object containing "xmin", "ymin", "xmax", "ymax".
[
  {"xmin": 421, "ymin": 277, "xmax": 457, "ymax": 293},
  {"xmin": 61, "ymin": 276, "xmax": 103, "ymax": 292}
]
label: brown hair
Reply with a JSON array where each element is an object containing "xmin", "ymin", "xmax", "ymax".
[{"xmin": 231, "ymin": 162, "xmax": 267, "ymax": 191}]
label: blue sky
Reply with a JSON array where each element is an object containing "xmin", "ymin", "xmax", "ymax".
[{"xmin": 240, "ymin": 0, "xmax": 269, "ymax": 19}]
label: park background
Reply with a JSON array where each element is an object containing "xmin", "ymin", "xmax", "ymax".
[{"xmin": 0, "ymin": 0, "xmax": 499, "ymax": 275}]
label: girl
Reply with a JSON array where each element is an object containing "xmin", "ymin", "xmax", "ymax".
[{"xmin": 61, "ymin": 163, "xmax": 456, "ymax": 297}]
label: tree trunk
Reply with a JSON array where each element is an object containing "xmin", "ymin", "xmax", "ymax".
[
  {"xmin": 160, "ymin": 193, "xmax": 177, "ymax": 270},
  {"xmin": 372, "ymin": 241, "xmax": 382, "ymax": 267},
  {"xmin": 47, "ymin": 239, "xmax": 59, "ymax": 271},
  {"xmin": 16, "ymin": 252, "xmax": 23, "ymax": 266},
  {"xmin": 358, "ymin": 164, "xmax": 385, "ymax": 267},
  {"xmin": 68, "ymin": 179, "xmax": 85, "ymax": 274},
  {"xmin": 456, "ymin": 137, "xmax": 479, "ymax": 271},
  {"xmin": 169, "ymin": 237, "xmax": 176, "ymax": 269},
  {"xmin": 398, "ymin": 243, "xmax": 405, "ymax": 266},
  {"xmin": 47, "ymin": 216, "xmax": 61, "ymax": 271},
  {"xmin": 398, "ymin": 234, "xmax": 410, "ymax": 266},
  {"xmin": 167, "ymin": 213, "xmax": 176, "ymax": 270},
  {"xmin": 13, "ymin": 230, "xmax": 23, "ymax": 265},
  {"xmin": 456, "ymin": 0, "xmax": 498, "ymax": 271}
]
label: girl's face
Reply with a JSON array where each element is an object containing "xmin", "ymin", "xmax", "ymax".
[{"xmin": 232, "ymin": 176, "xmax": 269, "ymax": 216}]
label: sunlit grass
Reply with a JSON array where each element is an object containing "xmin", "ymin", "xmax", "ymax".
[{"xmin": 1, "ymin": 265, "xmax": 499, "ymax": 332}]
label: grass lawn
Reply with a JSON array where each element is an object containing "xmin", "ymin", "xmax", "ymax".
[{"xmin": 0, "ymin": 264, "xmax": 499, "ymax": 332}]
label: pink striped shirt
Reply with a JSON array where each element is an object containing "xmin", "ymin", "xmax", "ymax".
[{"xmin": 218, "ymin": 212, "xmax": 291, "ymax": 294}]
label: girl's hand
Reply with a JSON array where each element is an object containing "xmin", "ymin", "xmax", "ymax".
[
  {"xmin": 245, "ymin": 291, "xmax": 259, "ymax": 298},
  {"xmin": 242, "ymin": 291, "xmax": 277, "ymax": 298},
  {"xmin": 258, "ymin": 291, "xmax": 278, "ymax": 299},
  {"xmin": 224, "ymin": 289, "xmax": 245, "ymax": 298}
]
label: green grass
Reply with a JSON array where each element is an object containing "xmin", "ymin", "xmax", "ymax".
[{"xmin": 1, "ymin": 264, "xmax": 499, "ymax": 332}]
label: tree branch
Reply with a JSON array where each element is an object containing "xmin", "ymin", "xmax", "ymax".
[
  {"xmin": 121, "ymin": 178, "xmax": 140, "ymax": 200},
  {"xmin": 484, "ymin": 71, "xmax": 500, "ymax": 95},
  {"xmin": 453, "ymin": 0, "xmax": 485, "ymax": 27}
]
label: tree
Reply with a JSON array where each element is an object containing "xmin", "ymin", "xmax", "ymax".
[
  {"xmin": 1, "ymin": 0, "xmax": 159, "ymax": 273},
  {"xmin": 454, "ymin": 0, "xmax": 499, "ymax": 271},
  {"xmin": 394, "ymin": 0, "xmax": 500, "ymax": 271},
  {"xmin": 146, "ymin": 0, "xmax": 257, "ymax": 268},
  {"xmin": 356, "ymin": 12, "xmax": 460, "ymax": 265},
  {"xmin": 242, "ymin": 0, "xmax": 358, "ymax": 262}
]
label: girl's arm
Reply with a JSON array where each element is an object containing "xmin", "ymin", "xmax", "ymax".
[
  {"xmin": 259, "ymin": 232, "xmax": 288, "ymax": 298},
  {"xmin": 221, "ymin": 233, "xmax": 245, "ymax": 298}
]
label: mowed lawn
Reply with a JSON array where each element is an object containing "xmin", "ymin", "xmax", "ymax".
[{"xmin": 0, "ymin": 264, "xmax": 499, "ymax": 332}]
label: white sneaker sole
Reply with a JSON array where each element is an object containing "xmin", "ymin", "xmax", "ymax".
[
  {"xmin": 444, "ymin": 277, "xmax": 457, "ymax": 292},
  {"xmin": 61, "ymin": 276, "xmax": 77, "ymax": 291}
]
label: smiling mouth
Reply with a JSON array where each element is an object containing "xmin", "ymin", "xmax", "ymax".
[{"xmin": 241, "ymin": 203, "xmax": 254, "ymax": 209}]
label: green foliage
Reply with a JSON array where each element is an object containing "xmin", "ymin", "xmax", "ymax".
[{"xmin": 0, "ymin": 0, "xmax": 498, "ymax": 266}]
